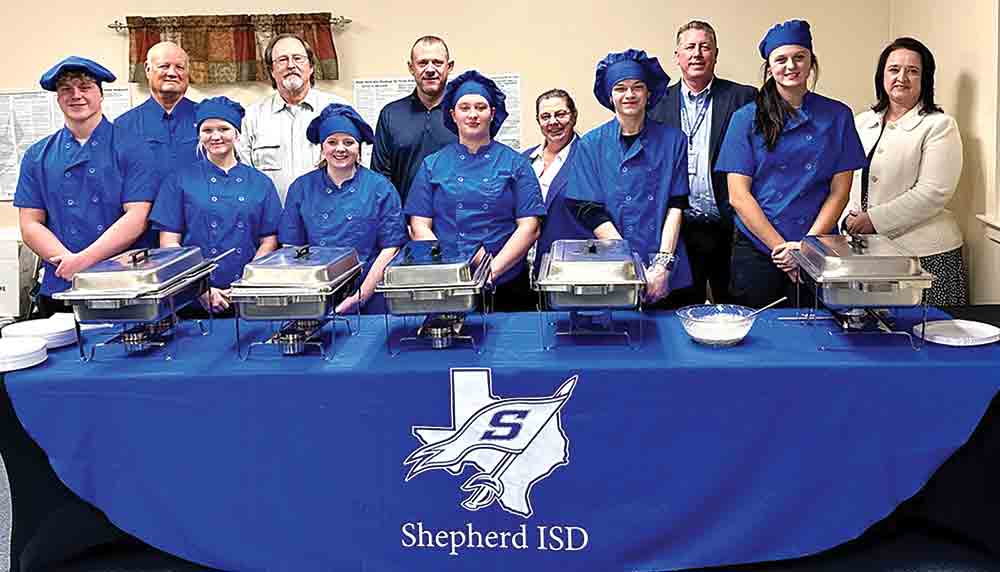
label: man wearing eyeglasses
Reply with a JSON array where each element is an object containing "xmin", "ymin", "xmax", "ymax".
[
  {"xmin": 240, "ymin": 33, "xmax": 349, "ymax": 203},
  {"xmin": 648, "ymin": 20, "xmax": 756, "ymax": 305},
  {"xmin": 371, "ymin": 36, "xmax": 457, "ymax": 204}
]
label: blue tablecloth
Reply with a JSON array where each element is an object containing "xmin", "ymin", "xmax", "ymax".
[{"xmin": 6, "ymin": 309, "xmax": 1000, "ymax": 572}]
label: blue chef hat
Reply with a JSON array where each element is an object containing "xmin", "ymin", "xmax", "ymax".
[
  {"xmin": 39, "ymin": 56, "xmax": 116, "ymax": 91},
  {"xmin": 759, "ymin": 20, "xmax": 813, "ymax": 59},
  {"xmin": 194, "ymin": 97, "xmax": 245, "ymax": 132},
  {"xmin": 593, "ymin": 49, "xmax": 671, "ymax": 112},
  {"xmin": 441, "ymin": 70, "xmax": 508, "ymax": 137},
  {"xmin": 306, "ymin": 103, "xmax": 375, "ymax": 145}
]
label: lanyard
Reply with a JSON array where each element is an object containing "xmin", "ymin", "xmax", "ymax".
[{"xmin": 680, "ymin": 90, "xmax": 712, "ymax": 146}]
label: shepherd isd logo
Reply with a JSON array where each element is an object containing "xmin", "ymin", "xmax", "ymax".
[{"xmin": 404, "ymin": 368, "xmax": 578, "ymax": 518}]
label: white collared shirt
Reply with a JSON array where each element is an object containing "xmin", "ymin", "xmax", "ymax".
[
  {"xmin": 529, "ymin": 136, "xmax": 576, "ymax": 203},
  {"xmin": 679, "ymin": 79, "xmax": 719, "ymax": 220},
  {"xmin": 239, "ymin": 88, "xmax": 349, "ymax": 204}
]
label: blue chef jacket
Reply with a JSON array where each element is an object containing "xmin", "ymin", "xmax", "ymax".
[
  {"xmin": 14, "ymin": 117, "xmax": 158, "ymax": 295},
  {"xmin": 149, "ymin": 159, "xmax": 282, "ymax": 288},
  {"xmin": 566, "ymin": 118, "xmax": 694, "ymax": 291},
  {"xmin": 114, "ymin": 97, "xmax": 199, "ymax": 175},
  {"xmin": 279, "ymin": 166, "xmax": 408, "ymax": 275},
  {"xmin": 404, "ymin": 140, "xmax": 545, "ymax": 284},
  {"xmin": 714, "ymin": 91, "xmax": 866, "ymax": 254}
]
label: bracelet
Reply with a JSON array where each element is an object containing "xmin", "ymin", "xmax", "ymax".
[{"xmin": 648, "ymin": 251, "xmax": 676, "ymax": 271}]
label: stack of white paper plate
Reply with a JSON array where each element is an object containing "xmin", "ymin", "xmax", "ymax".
[
  {"xmin": 913, "ymin": 319, "xmax": 1000, "ymax": 346},
  {"xmin": 0, "ymin": 336, "xmax": 47, "ymax": 372},
  {"xmin": 2, "ymin": 315, "xmax": 78, "ymax": 349}
]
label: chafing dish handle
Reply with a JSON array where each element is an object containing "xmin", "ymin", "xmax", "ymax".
[
  {"xmin": 128, "ymin": 249, "xmax": 150, "ymax": 266},
  {"xmin": 294, "ymin": 245, "xmax": 311, "ymax": 259}
]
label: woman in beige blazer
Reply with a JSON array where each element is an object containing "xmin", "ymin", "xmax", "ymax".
[{"xmin": 845, "ymin": 37, "xmax": 967, "ymax": 305}]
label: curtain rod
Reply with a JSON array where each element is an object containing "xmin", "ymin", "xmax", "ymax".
[{"xmin": 107, "ymin": 15, "xmax": 352, "ymax": 33}]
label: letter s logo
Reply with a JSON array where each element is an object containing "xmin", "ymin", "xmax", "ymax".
[{"xmin": 481, "ymin": 409, "xmax": 529, "ymax": 441}]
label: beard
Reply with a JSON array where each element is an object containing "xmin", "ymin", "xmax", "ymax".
[{"xmin": 281, "ymin": 74, "xmax": 305, "ymax": 93}]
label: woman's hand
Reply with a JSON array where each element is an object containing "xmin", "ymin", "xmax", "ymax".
[
  {"xmin": 844, "ymin": 210, "xmax": 876, "ymax": 234},
  {"xmin": 199, "ymin": 287, "xmax": 231, "ymax": 313},
  {"xmin": 643, "ymin": 265, "xmax": 670, "ymax": 303},
  {"xmin": 770, "ymin": 241, "xmax": 802, "ymax": 283},
  {"xmin": 50, "ymin": 251, "xmax": 93, "ymax": 280}
]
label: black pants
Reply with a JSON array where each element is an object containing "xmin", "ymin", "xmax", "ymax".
[
  {"xmin": 667, "ymin": 218, "xmax": 734, "ymax": 307},
  {"xmin": 728, "ymin": 231, "xmax": 813, "ymax": 309},
  {"xmin": 34, "ymin": 295, "xmax": 72, "ymax": 319},
  {"xmin": 492, "ymin": 266, "xmax": 536, "ymax": 313}
]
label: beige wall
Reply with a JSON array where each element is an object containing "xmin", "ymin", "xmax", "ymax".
[
  {"xmin": 890, "ymin": 0, "xmax": 1000, "ymax": 302},
  {"xmin": 17, "ymin": 1, "xmax": 999, "ymax": 302}
]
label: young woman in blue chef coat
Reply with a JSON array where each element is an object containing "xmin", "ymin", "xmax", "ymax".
[
  {"xmin": 715, "ymin": 20, "xmax": 866, "ymax": 308},
  {"xmin": 278, "ymin": 103, "xmax": 408, "ymax": 315},
  {"xmin": 149, "ymin": 96, "xmax": 282, "ymax": 315},
  {"xmin": 565, "ymin": 49, "xmax": 694, "ymax": 309},
  {"xmin": 404, "ymin": 70, "xmax": 545, "ymax": 312}
]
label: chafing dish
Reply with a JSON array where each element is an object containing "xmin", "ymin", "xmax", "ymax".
[
  {"xmin": 230, "ymin": 246, "xmax": 361, "ymax": 321},
  {"xmin": 534, "ymin": 239, "xmax": 646, "ymax": 310},
  {"xmin": 52, "ymin": 247, "xmax": 225, "ymax": 360},
  {"xmin": 229, "ymin": 245, "xmax": 362, "ymax": 360},
  {"xmin": 376, "ymin": 241, "xmax": 491, "ymax": 316},
  {"xmin": 375, "ymin": 241, "xmax": 492, "ymax": 355},
  {"xmin": 791, "ymin": 235, "xmax": 934, "ymax": 310},
  {"xmin": 533, "ymin": 239, "xmax": 646, "ymax": 350}
]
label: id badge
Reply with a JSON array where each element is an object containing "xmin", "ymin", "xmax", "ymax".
[{"xmin": 687, "ymin": 151, "xmax": 698, "ymax": 175}]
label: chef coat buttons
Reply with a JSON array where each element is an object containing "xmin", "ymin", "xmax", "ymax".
[
  {"xmin": 779, "ymin": 164, "xmax": 787, "ymax": 171},
  {"xmin": 460, "ymin": 155, "xmax": 466, "ymax": 160},
  {"xmin": 326, "ymin": 188, "xmax": 333, "ymax": 194},
  {"xmin": 67, "ymin": 199, "xmax": 74, "ymax": 205},
  {"xmin": 320, "ymin": 240, "xmax": 327, "ymax": 246},
  {"xmin": 622, "ymin": 167, "xmax": 628, "ymax": 173},
  {"xmin": 88, "ymin": 168, "xmax": 96, "ymax": 174},
  {"xmin": 64, "ymin": 143, "xmax": 71, "ymax": 149},
  {"xmin": 211, "ymin": 248, "xmax": 218, "ymax": 254},
  {"xmin": 97, "ymin": 225, "xmax": 104, "ymax": 231},
  {"xmin": 210, "ymin": 177, "xmax": 217, "ymax": 183},
  {"xmin": 482, "ymin": 203, "xmax": 488, "ymax": 210},
  {"xmin": 237, "ymin": 222, "xmax": 245, "ymax": 229},
  {"xmin": 236, "ymin": 178, "xmax": 243, "ymax": 183},
  {"xmin": 211, "ymin": 221, "xmax": 218, "ymax": 228},
  {"xmin": 211, "ymin": 196, "xmax": 219, "ymax": 202},
  {"xmin": 458, "ymin": 202, "xmax": 464, "ymax": 209},
  {"xmin": 458, "ymin": 177, "xmax": 464, "ymax": 183},
  {"xmin": 322, "ymin": 213, "xmax": 329, "ymax": 220},
  {"xmin": 238, "ymin": 196, "xmax": 245, "ymax": 202},
  {"xmin": 648, "ymin": 195, "xmax": 654, "ymax": 201},
  {"xmin": 347, "ymin": 214, "xmax": 353, "ymax": 220},
  {"xmin": 236, "ymin": 248, "xmax": 243, "ymax": 255},
  {"xmin": 91, "ymin": 141, "xmax": 97, "ymax": 146},
  {"xmin": 805, "ymin": 134, "xmax": 813, "ymax": 141},
  {"xmin": 91, "ymin": 196, "xmax": 99, "ymax": 203},
  {"xmin": 625, "ymin": 195, "xmax": 632, "ymax": 201},
  {"xmin": 484, "ymin": 154, "xmax": 490, "ymax": 159},
  {"xmin": 775, "ymin": 192, "xmax": 784, "ymax": 200},
  {"xmin": 483, "ymin": 178, "xmax": 489, "ymax": 182},
  {"xmin": 64, "ymin": 172, "xmax": 71, "ymax": 178},
  {"xmin": 805, "ymin": 163, "xmax": 814, "ymax": 170}
]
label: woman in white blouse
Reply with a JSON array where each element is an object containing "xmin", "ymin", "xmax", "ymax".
[{"xmin": 845, "ymin": 37, "xmax": 967, "ymax": 305}]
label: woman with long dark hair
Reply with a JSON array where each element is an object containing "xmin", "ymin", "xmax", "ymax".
[
  {"xmin": 844, "ymin": 37, "xmax": 967, "ymax": 305},
  {"xmin": 715, "ymin": 20, "xmax": 866, "ymax": 308}
]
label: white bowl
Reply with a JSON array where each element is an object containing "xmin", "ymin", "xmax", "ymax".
[{"xmin": 676, "ymin": 304, "xmax": 757, "ymax": 347}]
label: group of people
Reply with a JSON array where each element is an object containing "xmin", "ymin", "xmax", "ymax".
[{"xmin": 14, "ymin": 18, "xmax": 969, "ymax": 319}]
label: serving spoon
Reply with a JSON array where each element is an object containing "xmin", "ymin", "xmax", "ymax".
[{"xmin": 746, "ymin": 296, "xmax": 788, "ymax": 320}]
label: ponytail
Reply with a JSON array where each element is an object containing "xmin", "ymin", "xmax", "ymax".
[{"xmin": 753, "ymin": 52, "xmax": 820, "ymax": 151}]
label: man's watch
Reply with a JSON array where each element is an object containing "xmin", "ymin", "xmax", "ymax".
[{"xmin": 648, "ymin": 251, "xmax": 676, "ymax": 271}]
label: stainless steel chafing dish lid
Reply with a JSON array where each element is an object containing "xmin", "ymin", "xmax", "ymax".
[
  {"xmin": 536, "ymin": 239, "xmax": 645, "ymax": 286},
  {"xmin": 798, "ymin": 235, "xmax": 932, "ymax": 282},
  {"xmin": 380, "ymin": 240, "xmax": 485, "ymax": 287},
  {"xmin": 233, "ymin": 245, "xmax": 361, "ymax": 287},
  {"xmin": 64, "ymin": 247, "xmax": 205, "ymax": 294}
]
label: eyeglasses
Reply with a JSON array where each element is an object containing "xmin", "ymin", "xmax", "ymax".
[
  {"xmin": 538, "ymin": 110, "xmax": 572, "ymax": 123},
  {"xmin": 273, "ymin": 54, "xmax": 309, "ymax": 68}
]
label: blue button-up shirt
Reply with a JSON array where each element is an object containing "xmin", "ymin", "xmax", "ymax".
[
  {"xmin": 404, "ymin": 140, "xmax": 545, "ymax": 284},
  {"xmin": 114, "ymin": 97, "xmax": 199, "ymax": 175},
  {"xmin": 680, "ymin": 81, "xmax": 719, "ymax": 221},
  {"xmin": 149, "ymin": 159, "xmax": 282, "ymax": 288},
  {"xmin": 279, "ymin": 166, "xmax": 408, "ymax": 275},
  {"xmin": 715, "ymin": 91, "xmax": 867, "ymax": 254},
  {"xmin": 566, "ymin": 118, "xmax": 694, "ymax": 291},
  {"xmin": 371, "ymin": 90, "xmax": 457, "ymax": 203},
  {"xmin": 14, "ymin": 117, "xmax": 158, "ymax": 295}
]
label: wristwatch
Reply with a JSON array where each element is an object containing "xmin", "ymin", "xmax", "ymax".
[{"xmin": 649, "ymin": 251, "xmax": 676, "ymax": 271}]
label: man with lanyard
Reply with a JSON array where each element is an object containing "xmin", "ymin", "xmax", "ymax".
[
  {"xmin": 239, "ymin": 32, "xmax": 349, "ymax": 203},
  {"xmin": 371, "ymin": 35, "xmax": 457, "ymax": 203},
  {"xmin": 649, "ymin": 20, "xmax": 756, "ymax": 305},
  {"xmin": 14, "ymin": 57, "xmax": 158, "ymax": 317}
]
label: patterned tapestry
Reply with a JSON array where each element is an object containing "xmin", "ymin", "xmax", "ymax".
[{"xmin": 126, "ymin": 13, "xmax": 340, "ymax": 84}]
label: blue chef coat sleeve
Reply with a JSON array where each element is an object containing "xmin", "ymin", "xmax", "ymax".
[
  {"xmin": 714, "ymin": 106, "xmax": 757, "ymax": 177},
  {"xmin": 511, "ymin": 158, "xmax": 545, "ymax": 218},
  {"xmin": 259, "ymin": 178, "xmax": 282, "ymax": 238},
  {"xmin": 565, "ymin": 135, "xmax": 605, "ymax": 204},
  {"xmin": 278, "ymin": 178, "xmax": 308, "ymax": 246},
  {"xmin": 148, "ymin": 172, "xmax": 184, "ymax": 233},
  {"xmin": 375, "ymin": 177, "xmax": 408, "ymax": 249},
  {"xmin": 833, "ymin": 108, "xmax": 867, "ymax": 173},
  {"xmin": 118, "ymin": 135, "xmax": 160, "ymax": 204},
  {"xmin": 403, "ymin": 158, "xmax": 435, "ymax": 218},
  {"xmin": 13, "ymin": 146, "xmax": 44, "ymax": 209}
]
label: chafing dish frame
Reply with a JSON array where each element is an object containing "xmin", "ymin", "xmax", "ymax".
[
  {"xmin": 376, "ymin": 247, "xmax": 492, "ymax": 356},
  {"xmin": 53, "ymin": 250, "xmax": 226, "ymax": 361},
  {"xmin": 231, "ymin": 264, "xmax": 363, "ymax": 362},
  {"xmin": 787, "ymin": 245, "xmax": 932, "ymax": 351},
  {"xmin": 532, "ymin": 241, "xmax": 648, "ymax": 351}
]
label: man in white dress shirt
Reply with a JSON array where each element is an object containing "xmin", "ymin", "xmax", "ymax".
[{"xmin": 240, "ymin": 33, "xmax": 348, "ymax": 203}]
